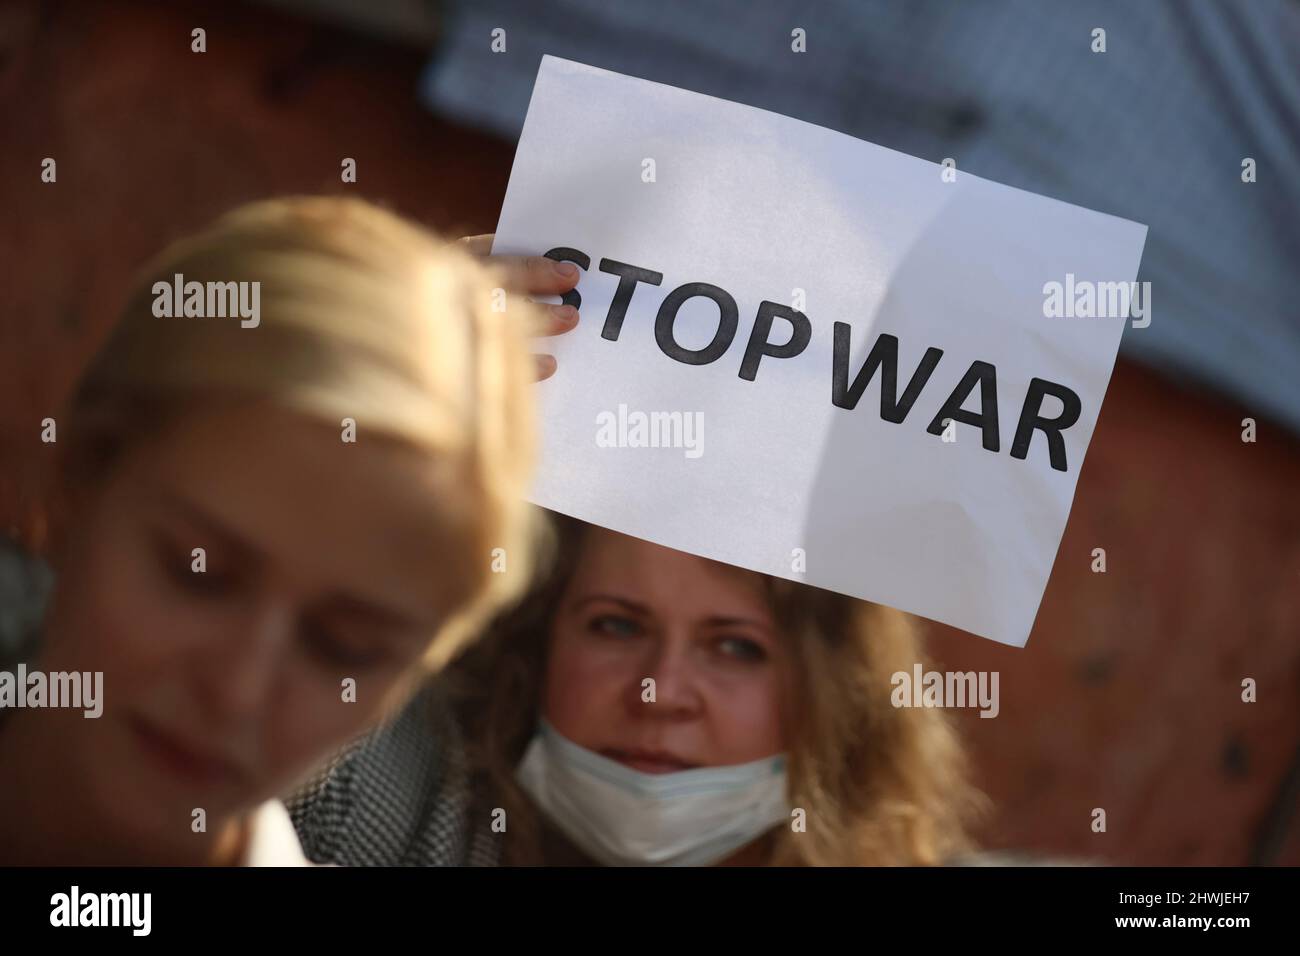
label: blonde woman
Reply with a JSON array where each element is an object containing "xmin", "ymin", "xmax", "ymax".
[
  {"xmin": 292, "ymin": 513, "xmax": 988, "ymax": 866},
  {"xmin": 0, "ymin": 197, "xmax": 578, "ymax": 865}
]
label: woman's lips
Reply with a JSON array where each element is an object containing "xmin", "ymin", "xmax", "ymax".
[
  {"xmin": 126, "ymin": 714, "xmax": 248, "ymax": 788},
  {"xmin": 600, "ymin": 748, "xmax": 699, "ymax": 774}
]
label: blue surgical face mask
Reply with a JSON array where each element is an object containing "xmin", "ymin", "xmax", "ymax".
[{"xmin": 515, "ymin": 718, "xmax": 790, "ymax": 866}]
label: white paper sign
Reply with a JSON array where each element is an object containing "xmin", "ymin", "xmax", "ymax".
[{"xmin": 493, "ymin": 56, "xmax": 1148, "ymax": 647}]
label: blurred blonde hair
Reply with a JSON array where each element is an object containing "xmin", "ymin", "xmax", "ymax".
[
  {"xmin": 447, "ymin": 513, "xmax": 988, "ymax": 866},
  {"xmin": 32, "ymin": 195, "xmax": 542, "ymax": 673}
]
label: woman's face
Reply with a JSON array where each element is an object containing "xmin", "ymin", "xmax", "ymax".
[
  {"xmin": 41, "ymin": 401, "xmax": 467, "ymax": 851},
  {"xmin": 543, "ymin": 528, "xmax": 789, "ymax": 772}
]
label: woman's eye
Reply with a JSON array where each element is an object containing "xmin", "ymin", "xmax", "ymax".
[
  {"xmin": 717, "ymin": 636, "xmax": 767, "ymax": 662},
  {"xmin": 301, "ymin": 621, "xmax": 386, "ymax": 670},
  {"xmin": 589, "ymin": 614, "xmax": 640, "ymax": 638}
]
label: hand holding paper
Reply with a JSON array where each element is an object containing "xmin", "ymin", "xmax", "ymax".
[{"xmin": 457, "ymin": 232, "xmax": 581, "ymax": 380}]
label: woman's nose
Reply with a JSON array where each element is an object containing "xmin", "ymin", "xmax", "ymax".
[
  {"xmin": 190, "ymin": 600, "xmax": 294, "ymax": 725},
  {"xmin": 629, "ymin": 635, "xmax": 704, "ymax": 717}
]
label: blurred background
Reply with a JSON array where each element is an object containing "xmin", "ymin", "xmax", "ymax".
[{"xmin": 1, "ymin": 0, "xmax": 1297, "ymax": 864}]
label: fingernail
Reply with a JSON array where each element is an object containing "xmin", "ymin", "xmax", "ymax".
[
  {"xmin": 550, "ymin": 304, "xmax": 578, "ymax": 323},
  {"xmin": 554, "ymin": 262, "xmax": 579, "ymax": 278}
]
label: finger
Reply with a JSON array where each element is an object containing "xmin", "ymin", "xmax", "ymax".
[
  {"xmin": 537, "ymin": 304, "xmax": 579, "ymax": 337},
  {"xmin": 457, "ymin": 234, "xmax": 494, "ymax": 256},
  {"xmin": 495, "ymin": 255, "xmax": 581, "ymax": 295},
  {"xmin": 534, "ymin": 354, "xmax": 558, "ymax": 381}
]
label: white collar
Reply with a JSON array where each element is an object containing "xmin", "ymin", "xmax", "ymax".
[{"xmin": 242, "ymin": 800, "xmax": 315, "ymax": 867}]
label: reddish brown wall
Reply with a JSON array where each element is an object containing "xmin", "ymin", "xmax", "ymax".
[{"xmin": 2, "ymin": 0, "xmax": 1296, "ymax": 864}]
